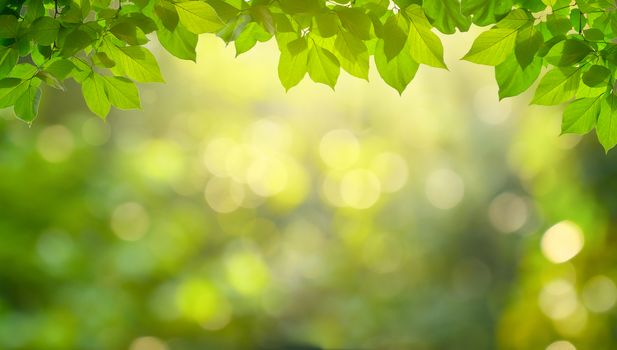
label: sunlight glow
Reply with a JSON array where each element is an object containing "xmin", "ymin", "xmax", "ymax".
[
  {"xmin": 319, "ymin": 129, "xmax": 360, "ymax": 170},
  {"xmin": 538, "ymin": 279, "xmax": 578, "ymax": 320},
  {"xmin": 204, "ymin": 177, "xmax": 245, "ymax": 213},
  {"xmin": 488, "ymin": 193, "xmax": 528, "ymax": 233},
  {"xmin": 546, "ymin": 340, "xmax": 576, "ymax": 350},
  {"xmin": 541, "ymin": 221, "xmax": 584, "ymax": 264},
  {"xmin": 129, "ymin": 337, "xmax": 168, "ymax": 350},
  {"xmin": 111, "ymin": 202, "xmax": 150, "ymax": 241},
  {"xmin": 581, "ymin": 275, "xmax": 617, "ymax": 313},
  {"xmin": 36, "ymin": 125, "xmax": 75, "ymax": 163},
  {"xmin": 340, "ymin": 169, "xmax": 381, "ymax": 209},
  {"xmin": 425, "ymin": 168, "xmax": 465, "ymax": 209}
]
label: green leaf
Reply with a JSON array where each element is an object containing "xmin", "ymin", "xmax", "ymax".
[
  {"xmin": 582, "ymin": 65, "xmax": 610, "ymax": 87},
  {"xmin": 278, "ymin": 0, "xmax": 322, "ymax": 14},
  {"xmin": 250, "ymin": 5, "xmax": 275, "ymax": 35},
  {"xmin": 405, "ymin": 5, "xmax": 447, "ymax": 69},
  {"xmin": 102, "ymin": 76, "xmax": 141, "ymax": 110},
  {"xmin": 174, "ymin": 1, "xmax": 224, "ymax": 34},
  {"xmin": 545, "ymin": 39, "xmax": 592, "ymax": 67},
  {"xmin": 537, "ymin": 34, "xmax": 566, "ymax": 57},
  {"xmin": 570, "ymin": 9, "xmax": 587, "ymax": 33},
  {"xmin": 44, "ymin": 59, "xmax": 75, "ymax": 80},
  {"xmin": 157, "ymin": 24, "xmax": 198, "ymax": 61},
  {"xmin": 584, "ymin": 28, "xmax": 604, "ymax": 41},
  {"xmin": 103, "ymin": 42, "xmax": 164, "ymax": 83},
  {"xmin": 36, "ymin": 70, "xmax": 64, "ymax": 90},
  {"xmin": 313, "ymin": 12, "xmax": 339, "ymax": 38},
  {"xmin": 0, "ymin": 78, "xmax": 28, "ymax": 108},
  {"xmin": 9, "ymin": 63, "xmax": 38, "ymax": 79},
  {"xmin": 110, "ymin": 21, "xmax": 148, "ymax": 46},
  {"xmin": 234, "ymin": 22, "xmax": 272, "ymax": 56},
  {"xmin": 515, "ymin": 24, "xmax": 543, "ymax": 68},
  {"xmin": 422, "ymin": 0, "xmax": 471, "ymax": 34},
  {"xmin": 60, "ymin": 28, "xmax": 96, "ymax": 58},
  {"xmin": 531, "ymin": 67, "xmax": 581, "ymax": 105},
  {"xmin": 0, "ymin": 15, "xmax": 18, "ymax": 39},
  {"xmin": 14, "ymin": 83, "xmax": 41, "ymax": 123},
  {"xmin": 278, "ymin": 46, "xmax": 308, "ymax": 91},
  {"xmin": 494, "ymin": 9, "xmax": 531, "ymax": 30},
  {"xmin": 562, "ymin": 94, "xmax": 604, "ymax": 134},
  {"xmin": 82, "ymin": 73, "xmax": 111, "ymax": 118},
  {"xmin": 0, "ymin": 47, "xmax": 18, "ymax": 77},
  {"xmin": 155, "ymin": 1, "xmax": 180, "ymax": 31},
  {"xmin": 462, "ymin": 0, "xmax": 513, "ymax": 26},
  {"xmin": 596, "ymin": 94, "xmax": 617, "ymax": 152},
  {"xmin": 462, "ymin": 28, "xmax": 518, "ymax": 66},
  {"xmin": 334, "ymin": 30, "xmax": 369, "ymax": 80},
  {"xmin": 382, "ymin": 14, "xmax": 408, "ymax": 61},
  {"xmin": 495, "ymin": 54, "xmax": 542, "ymax": 99},
  {"xmin": 307, "ymin": 46, "xmax": 340, "ymax": 89},
  {"xmin": 374, "ymin": 39, "xmax": 419, "ymax": 94},
  {"xmin": 546, "ymin": 14, "xmax": 571, "ymax": 36},
  {"xmin": 28, "ymin": 17, "xmax": 60, "ymax": 46},
  {"xmin": 92, "ymin": 52, "xmax": 115, "ymax": 68},
  {"xmin": 336, "ymin": 7, "xmax": 372, "ymax": 40}
]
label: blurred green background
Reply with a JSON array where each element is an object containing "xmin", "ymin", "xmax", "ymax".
[{"xmin": 1, "ymin": 32, "xmax": 616, "ymax": 350}]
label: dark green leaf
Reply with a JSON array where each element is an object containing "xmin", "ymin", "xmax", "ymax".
[{"xmin": 583, "ymin": 65, "xmax": 610, "ymax": 87}]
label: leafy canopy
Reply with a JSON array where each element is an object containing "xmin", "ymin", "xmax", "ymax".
[{"xmin": 2, "ymin": 0, "xmax": 617, "ymax": 150}]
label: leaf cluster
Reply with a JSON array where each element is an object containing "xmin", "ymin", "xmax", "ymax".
[{"xmin": 2, "ymin": 0, "xmax": 617, "ymax": 150}]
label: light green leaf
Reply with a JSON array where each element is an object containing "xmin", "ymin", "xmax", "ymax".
[
  {"xmin": 0, "ymin": 78, "xmax": 28, "ymax": 108},
  {"xmin": 461, "ymin": 0, "xmax": 513, "ymax": 26},
  {"xmin": 562, "ymin": 94, "xmax": 604, "ymax": 134},
  {"xmin": 174, "ymin": 1, "xmax": 224, "ymax": 34},
  {"xmin": 103, "ymin": 42, "xmax": 164, "ymax": 83},
  {"xmin": 157, "ymin": 24, "xmax": 198, "ymax": 61},
  {"xmin": 495, "ymin": 9, "xmax": 531, "ymax": 30},
  {"xmin": 462, "ymin": 28, "xmax": 518, "ymax": 66},
  {"xmin": 102, "ymin": 76, "xmax": 141, "ymax": 110},
  {"xmin": 278, "ymin": 47, "xmax": 308, "ymax": 91},
  {"xmin": 334, "ymin": 30, "xmax": 369, "ymax": 80},
  {"xmin": 0, "ymin": 47, "xmax": 18, "ymax": 77},
  {"xmin": 44, "ymin": 59, "xmax": 75, "ymax": 80},
  {"xmin": 307, "ymin": 46, "xmax": 340, "ymax": 89},
  {"xmin": 36, "ymin": 71, "xmax": 65, "ymax": 90},
  {"xmin": 405, "ymin": 5, "xmax": 447, "ymax": 69},
  {"xmin": 596, "ymin": 94, "xmax": 617, "ymax": 152},
  {"xmin": 531, "ymin": 67, "xmax": 581, "ymax": 105},
  {"xmin": 422, "ymin": 0, "xmax": 471, "ymax": 34},
  {"xmin": 82, "ymin": 74, "xmax": 111, "ymax": 118},
  {"xmin": 374, "ymin": 39, "xmax": 419, "ymax": 94},
  {"xmin": 234, "ymin": 22, "xmax": 272, "ymax": 56},
  {"xmin": 14, "ymin": 83, "xmax": 41, "ymax": 123},
  {"xmin": 9, "ymin": 64, "xmax": 38, "ymax": 79},
  {"xmin": 495, "ymin": 54, "xmax": 541, "ymax": 99}
]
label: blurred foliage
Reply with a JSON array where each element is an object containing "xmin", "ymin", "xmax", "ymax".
[{"xmin": 1, "ymin": 35, "xmax": 617, "ymax": 350}]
